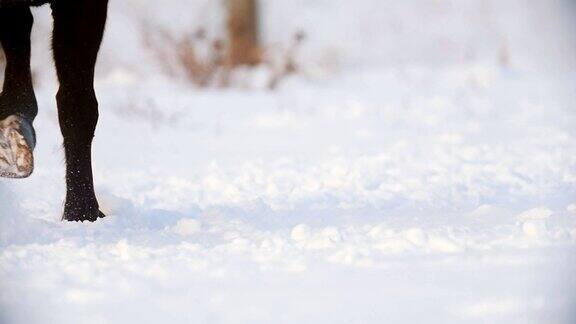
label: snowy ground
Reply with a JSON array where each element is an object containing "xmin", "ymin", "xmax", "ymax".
[{"xmin": 2, "ymin": 1, "xmax": 576, "ymax": 323}]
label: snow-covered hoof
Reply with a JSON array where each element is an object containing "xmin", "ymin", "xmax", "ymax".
[
  {"xmin": 63, "ymin": 204, "xmax": 106, "ymax": 222},
  {"xmin": 0, "ymin": 114, "xmax": 35, "ymax": 179},
  {"xmin": 63, "ymin": 193, "xmax": 106, "ymax": 222}
]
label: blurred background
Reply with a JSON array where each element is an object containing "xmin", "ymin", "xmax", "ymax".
[
  {"xmin": 4, "ymin": 0, "xmax": 576, "ymax": 88},
  {"xmin": 1, "ymin": 1, "xmax": 576, "ymax": 323}
]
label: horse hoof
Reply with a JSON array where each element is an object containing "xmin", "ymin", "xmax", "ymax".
[
  {"xmin": 63, "ymin": 204, "xmax": 106, "ymax": 222},
  {"xmin": 0, "ymin": 115, "xmax": 35, "ymax": 179}
]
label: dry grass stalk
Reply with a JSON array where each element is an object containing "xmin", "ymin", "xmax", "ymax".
[{"xmin": 143, "ymin": 22, "xmax": 305, "ymax": 89}]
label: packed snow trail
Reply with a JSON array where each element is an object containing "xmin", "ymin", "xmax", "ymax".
[{"xmin": 1, "ymin": 64, "xmax": 575, "ymax": 324}]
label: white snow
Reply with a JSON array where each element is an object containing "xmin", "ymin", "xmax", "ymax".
[{"xmin": 1, "ymin": 0, "xmax": 576, "ymax": 323}]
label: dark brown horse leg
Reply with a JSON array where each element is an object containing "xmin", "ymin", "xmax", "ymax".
[
  {"xmin": 52, "ymin": 0, "xmax": 108, "ymax": 222},
  {"xmin": 0, "ymin": 7, "xmax": 36, "ymax": 178}
]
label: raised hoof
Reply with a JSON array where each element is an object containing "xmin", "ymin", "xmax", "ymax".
[
  {"xmin": 63, "ymin": 207, "xmax": 106, "ymax": 222},
  {"xmin": 0, "ymin": 115, "xmax": 35, "ymax": 178}
]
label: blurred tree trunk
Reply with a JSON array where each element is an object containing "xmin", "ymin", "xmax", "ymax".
[{"xmin": 227, "ymin": 0, "xmax": 260, "ymax": 66}]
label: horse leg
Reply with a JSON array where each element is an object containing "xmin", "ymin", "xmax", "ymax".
[
  {"xmin": 52, "ymin": 0, "xmax": 108, "ymax": 222},
  {"xmin": 0, "ymin": 7, "xmax": 37, "ymax": 178}
]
